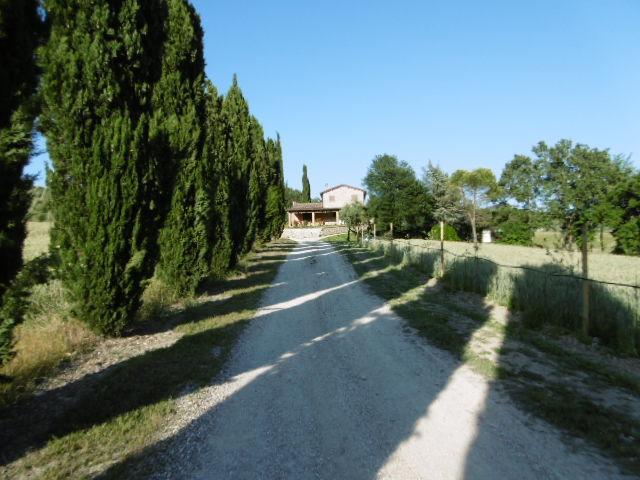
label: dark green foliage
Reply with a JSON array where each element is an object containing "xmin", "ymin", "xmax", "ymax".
[
  {"xmin": 0, "ymin": 0, "xmax": 45, "ymax": 300},
  {"xmin": 243, "ymin": 118, "xmax": 267, "ymax": 253},
  {"xmin": 492, "ymin": 205, "xmax": 534, "ymax": 246},
  {"xmin": 611, "ymin": 172, "xmax": 640, "ymax": 255},
  {"xmin": 535, "ymin": 140, "xmax": 622, "ymax": 243},
  {"xmin": 262, "ymin": 136, "xmax": 286, "ymax": 241},
  {"xmin": 302, "ymin": 164, "xmax": 311, "ymax": 202},
  {"xmin": 450, "ymin": 168, "xmax": 498, "ymax": 246},
  {"xmin": 499, "ymin": 154, "xmax": 541, "ymax": 209},
  {"xmin": 40, "ymin": 0, "xmax": 170, "ymax": 335},
  {"xmin": 422, "ymin": 161, "xmax": 461, "ymax": 225},
  {"xmin": 28, "ymin": 186, "xmax": 52, "ymax": 221},
  {"xmin": 155, "ymin": 0, "xmax": 209, "ymax": 296},
  {"xmin": 364, "ymin": 154, "xmax": 433, "ymax": 236},
  {"xmin": 204, "ymin": 81, "xmax": 234, "ymax": 276},
  {"xmin": 427, "ymin": 223, "xmax": 460, "ymax": 241},
  {"xmin": 0, "ymin": 254, "xmax": 51, "ymax": 363},
  {"xmin": 222, "ymin": 76, "xmax": 253, "ymax": 261}
]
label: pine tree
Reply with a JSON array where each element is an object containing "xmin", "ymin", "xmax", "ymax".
[
  {"xmin": 302, "ymin": 164, "xmax": 311, "ymax": 202},
  {"xmin": 0, "ymin": 0, "xmax": 44, "ymax": 298},
  {"xmin": 154, "ymin": 0, "xmax": 209, "ymax": 296},
  {"xmin": 222, "ymin": 76, "xmax": 252, "ymax": 261},
  {"xmin": 40, "ymin": 0, "xmax": 170, "ymax": 335}
]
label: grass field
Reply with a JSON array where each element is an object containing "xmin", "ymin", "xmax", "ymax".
[
  {"xmin": 401, "ymin": 238, "xmax": 640, "ymax": 285},
  {"xmin": 532, "ymin": 229, "xmax": 616, "ymax": 253},
  {"xmin": 367, "ymin": 237, "xmax": 640, "ymax": 354}
]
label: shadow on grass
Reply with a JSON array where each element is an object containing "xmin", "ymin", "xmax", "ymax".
[{"xmin": 0, "ymin": 242, "xmax": 296, "ymax": 467}]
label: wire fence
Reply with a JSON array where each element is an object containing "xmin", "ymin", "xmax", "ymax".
[{"xmin": 363, "ymin": 237, "xmax": 640, "ymax": 355}]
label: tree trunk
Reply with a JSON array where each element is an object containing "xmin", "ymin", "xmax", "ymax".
[
  {"xmin": 390, "ymin": 222, "xmax": 394, "ymax": 239},
  {"xmin": 581, "ymin": 223, "xmax": 590, "ymax": 338},
  {"xmin": 599, "ymin": 224, "xmax": 604, "ymax": 252}
]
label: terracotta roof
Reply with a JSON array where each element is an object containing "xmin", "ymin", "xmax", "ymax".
[
  {"xmin": 288, "ymin": 202, "xmax": 324, "ymax": 212},
  {"xmin": 320, "ymin": 184, "xmax": 367, "ymax": 196}
]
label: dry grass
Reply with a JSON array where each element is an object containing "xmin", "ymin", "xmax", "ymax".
[
  {"xmin": 1, "ymin": 241, "xmax": 295, "ymax": 479},
  {"xmin": 22, "ymin": 221, "xmax": 51, "ymax": 262},
  {"xmin": 0, "ymin": 281, "xmax": 97, "ymax": 407},
  {"xmin": 533, "ymin": 229, "xmax": 616, "ymax": 253},
  {"xmin": 402, "ymin": 238, "xmax": 640, "ymax": 285},
  {"xmin": 368, "ymin": 238, "xmax": 640, "ymax": 354}
]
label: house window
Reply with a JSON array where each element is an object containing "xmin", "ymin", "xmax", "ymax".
[
  {"xmin": 351, "ymin": 194, "xmax": 358, "ymax": 202},
  {"xmin": 329, "ymin": 195, "xmax": 335, "ymax": 202}
]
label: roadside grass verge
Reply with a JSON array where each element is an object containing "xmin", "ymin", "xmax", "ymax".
[
  {"xmin": 327, "ymin": 236, "xmax": 640, "ymax": 475},
  {"xmin": 1, "ymin": 240, "xmax": 295, "ymax": 479}
]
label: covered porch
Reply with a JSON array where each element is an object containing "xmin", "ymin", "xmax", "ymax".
[{"xmin": 287, "ymin": 204, "xmax": 341, "ymax": 227}]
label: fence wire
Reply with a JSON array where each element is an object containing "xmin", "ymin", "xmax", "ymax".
[{"xmin": 361, "ymin": 237, "xmax": 640, "ymax": 353}]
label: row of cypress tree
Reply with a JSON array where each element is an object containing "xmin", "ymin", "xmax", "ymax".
[{"xmin": 1, "ymin": 0, "xmax": 286, "ymax": 339}]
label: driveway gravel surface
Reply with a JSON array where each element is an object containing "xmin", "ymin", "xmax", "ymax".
[{"xmin": 158, "ymin": 240, "xmax": 627, "ymax": 480}]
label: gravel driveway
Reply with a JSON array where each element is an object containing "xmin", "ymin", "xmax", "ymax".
[{"xmin": 158, "ymin": 240, "xmax": 626, "ymax": 480}]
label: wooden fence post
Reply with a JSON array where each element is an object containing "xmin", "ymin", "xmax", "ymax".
[
  {"xmin": 581, "ymin": 223, "xmax": 590, "ymax": 337},
  {"xmin": 439, "ymin": 220, "xmax": 445, "ymax": 277}
]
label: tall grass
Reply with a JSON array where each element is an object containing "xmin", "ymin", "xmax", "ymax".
[
  {"xmin": 0, "ymin": 280, "xmax": 96, "ymax": 406},
  {"xmin": 367, "ymin": 239, "xmax": 640, "ymax": 355}
]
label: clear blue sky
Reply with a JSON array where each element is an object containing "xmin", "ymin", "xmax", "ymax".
[{"xmin": 28, "ymin": 0, "xmax": 640, "ymax": 197}]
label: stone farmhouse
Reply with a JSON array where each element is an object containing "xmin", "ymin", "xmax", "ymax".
[{"xmin": 287, "ymin": 184, "xmax": 367, "ymax": 226}]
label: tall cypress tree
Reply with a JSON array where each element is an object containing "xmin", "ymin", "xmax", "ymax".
[
  {"xmin": 154, "ymin": 0, "xmax": 209, "ymax": 296},
  {"xmin": 0, "ymin": 0, "xmax": 44, "ymax": 297},
  {"xmin": 302, "ymin": 164, "xmax": 311, "ymax": 202},
  {"xmin": 263, "ymin": 135, "xmax": 286, "ymax": 240},
  {"xmin": 40, "ymin": 0, "xmax": 169, "ymax": 335},
  {"xmin": 222, "ymin": 76, "xmax": 252, "ymax": 261},
  {"xmin": 243, "ymin": 117, "xmax": 268, "ymax": 253},
  {"xmin": 204, "ymin": 80, "xmax": 234, "ymax": 275}
]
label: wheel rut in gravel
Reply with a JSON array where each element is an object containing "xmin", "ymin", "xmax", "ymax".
[{"xmin": 144, "ymin": 240, "xmax": 627, "ymax": 479}]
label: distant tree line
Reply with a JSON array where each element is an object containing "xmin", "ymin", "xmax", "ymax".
[
  {"xmin": 0, "ymin": 0, "xmax": 286, "ymax": 359},
  {"xmin": 363, "ymin": 145, "xmax": 640, "ymax": 257}
]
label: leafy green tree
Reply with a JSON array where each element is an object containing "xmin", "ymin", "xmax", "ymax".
[
  {"xmin": 302, "ymin": 164, "xmax": 311, "ymax": 202},
  {"xmin": 0, "ymin": 0, "xmax": 45, "ymax": 300},
  {"xmin": 40, "ymin": 0, "xmax": 169, "ymax": 335},
  {"xmin": 610, "ymin": 171, "xmax": 640, "ymax": 255},
  {"xmin": 492, "ymin": 204, "xmax": 534, "ymax": 245},
  {"xmin": 155, "ymin": 0, "xmax": 209, "ymax": 296},
  {"xmin": 340, "ymin": 202, "xmax": 367, "ymax": 241},
  {"xmin": 364, "ymin": 154, "xmax": 432, "ymax": 237},
  {"xmin": 534, "ymin": 139, "xmax": 624, "ymax": 337},
  {"xmin": 450, "ymin": 168, "xmax": 498, "ymax": 248},
  {"xmin": 499, "ymin": 154, "xmax": 541, "ymax": 210}
]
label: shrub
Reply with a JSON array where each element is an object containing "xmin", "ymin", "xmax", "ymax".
[{"xmin": 427, "ymin": 223, "xmax": 460, "ymax": 241}]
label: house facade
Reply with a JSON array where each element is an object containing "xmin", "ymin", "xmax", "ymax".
[{"xmin": 287, "ymin": 184, "xmax": 366, "ymax": 226}]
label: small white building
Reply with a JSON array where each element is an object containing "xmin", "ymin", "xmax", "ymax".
[{"xmin": 287, "ymin": 184, "xmax": 367, "ymax": 226}]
